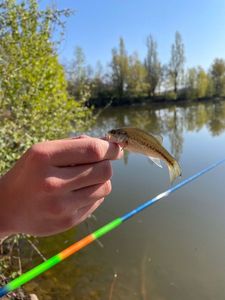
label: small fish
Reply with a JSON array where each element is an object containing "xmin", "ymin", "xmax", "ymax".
[{"xmin": 106, "ymin": 127, "xmax": 182, "ymax": 183}]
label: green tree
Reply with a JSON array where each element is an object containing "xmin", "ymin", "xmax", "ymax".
[
  {"xmin": 111, "ymin": 37, "xmax": 129, "ymax": 99},
  {"xmin": 168, "ymin": 31, "xmax": 185, "ymax": 97},
  {"xmin": 185, "ymin": 67, "xmax": 209, "ymax": 99},
  {"xmin": 209, "ymin": 58, "xmax": 225, "ymax": 96},
  {"xmin": 127, "ymin": 52, "xmax": 148, "ymax": 97},
  {"xmin": 144, "ymin": 35, "xmax": 162, "ymax": 96},
  {"xmin": 196, "ymin": 67, "xmax": 209, "ymax": 98},
  {"xmin": 0, "ymin": 0, "xmax": 92, "ymax": 174},
  {"xmin": 185, "ymin": 67, "xmax": 197, "ymax": 99},
  {"xmin": 67, "ymin": 46, "xmax": 89, "ymax": 99},
  {"xmin": 90, "ymin": 61, "xmax": 108, "ymax": 100}
]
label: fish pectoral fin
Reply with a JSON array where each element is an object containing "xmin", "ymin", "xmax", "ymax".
[{"xmin": 148, "ymin": 156, "xmax": 163, "ymax": 168}]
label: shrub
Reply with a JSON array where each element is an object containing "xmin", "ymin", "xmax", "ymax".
[{"xmin": 0, "ymin": 0, "xmax": 93, "ymax": 174}]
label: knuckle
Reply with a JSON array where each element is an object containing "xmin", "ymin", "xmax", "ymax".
[
  {"xmin": 87, "ymin": 140, "xmax": 104, "ymax": 161},
  {"xmin": 42, "ymin": 177, "xmax": 62, "ymax": 194},
  {"xmin": 28, "ymin": 143, "xmax": 49, "ymax": 164}
]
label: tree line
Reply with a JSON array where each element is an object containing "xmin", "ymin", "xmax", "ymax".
[{"xmin": 66, "ymin": 32, "xmax": 225, "ymax": 106}]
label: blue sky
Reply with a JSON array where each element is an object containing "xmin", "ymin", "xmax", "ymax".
[{"xmin": 40, "ymin": 0, "xmax": 225, "ymax": 71}]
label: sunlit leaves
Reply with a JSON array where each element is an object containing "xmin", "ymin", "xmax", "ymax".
[
  {"xmin": 0, "ymin": 0, "xmax": 92, "ymax": 174},
  {"xmin": 209, "ymin": 58, "xmax": 225, "ymax": 97}
]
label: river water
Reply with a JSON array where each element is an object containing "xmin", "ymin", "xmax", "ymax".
[{"xmin": 25, "ymin": 100, "xmax": 225, "ymax": 300}]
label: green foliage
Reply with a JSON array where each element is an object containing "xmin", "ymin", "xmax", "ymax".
[
  {"xmin": 111, "ymin": 37, "xmax": 129, "ymax": 99},
  {"xmin": 127, "ymin": 52, "xmax": 148, "ymax": 98},
  {"xmin": 0, "ymin": 0, "xmax": 92, "ymax": 174},
  {"xmin": 91, "ymin": 61, "xmax": 106, "ymax": 98},
  {"xmin": 164, "ymin": 90, "xmax": 177, "ymax": 100},
  {"xmin": 144, "ymin": 35, "xmax": 162, "ymax": 96},
  {"xmin": 185, "ymin": 67, "xmax": 197, "ymax": 99},
  {"xmin": 196, "ymin": 67, "xmax": 209, "ymax": 98},
  {"xmin": 67, "ymin": 46, "xmax": 90, "ymax": 100},
  {"xmin": 168, "ymin": 31, "xmax": 185, "ymax": 96},
  {"xmin": 185, "ymin": 61, "xmax": 225, "ymax": 100},
  {"xmin": 209, "ymin": 58, "xmax": 225, "ymax": 96},
  {"xmin": 185, "ymin": 67, "xmax": 210, "ymax": 100}
]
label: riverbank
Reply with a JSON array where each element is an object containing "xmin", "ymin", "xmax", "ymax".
[
  {"xmin": 87, "ymin": 95, "xmax": 225, "ymax": 108},
  {"xmin": 0, "ymin": 236, "xmax": 39, "ymax": 300}
]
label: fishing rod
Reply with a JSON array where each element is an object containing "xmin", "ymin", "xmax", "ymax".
[{"xmin": 0, "ymin": 158, "xmax": 225, "ymax": 297}]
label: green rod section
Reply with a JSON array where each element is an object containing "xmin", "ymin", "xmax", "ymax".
[
  {"xmin": 1, "ymin": 218, "xmax": 122, "ymax": 295},
  {"xmin": 93, "ymin": 217, "xmax": 122, "ymax": 239},
  {"xmin": 7, "ymin": 255, "xmax": 61, "ymax": 291}
]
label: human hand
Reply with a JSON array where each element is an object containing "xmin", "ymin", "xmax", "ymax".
[{"xmin": 0, "ymin": 136, "xmax": 122, "ymax": 237}]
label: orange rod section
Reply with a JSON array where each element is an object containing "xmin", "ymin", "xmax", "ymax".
[{"xmin": 59, "ymin": 234, "xmax": 94, "ymax": 260}]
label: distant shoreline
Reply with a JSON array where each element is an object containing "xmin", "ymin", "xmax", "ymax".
[{"xmin": 87, "ymin": 96, "xmax": 225, "ymax": 108}]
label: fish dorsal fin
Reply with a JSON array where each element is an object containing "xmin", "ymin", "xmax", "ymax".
[
  {"xmin": 153, "ymin": 134, "xmax": 163, "ymax": 144},
  {"xmin": 148, "ymin": 156, "xmax": 163, "ymax": 168}
]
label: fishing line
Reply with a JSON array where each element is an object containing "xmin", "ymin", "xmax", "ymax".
[{"xmin": 0, "ymin": 158, "xmax": 225, "ymax": 297}]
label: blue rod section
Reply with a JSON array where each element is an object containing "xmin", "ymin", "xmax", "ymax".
[
  {"xmin": 0, "ymin": 287, "xmax": 9, "ymax": 297},
  {"xmin": 121, "ymin": 158, "xmax": 225, "ymax": 222}
]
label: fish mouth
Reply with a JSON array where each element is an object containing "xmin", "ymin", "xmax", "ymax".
[
  {"xmin": 106, "ymin": 129, "xmax": 118, "ymax": 141},
  {"xmin": 107, "ymin": 128, "xmax": 128, "ymax": 144},
  {"xmin": 105, "ymin": 133, "xmax": 110, "ymax": 141},
  {"xmin": 106, "ymin": 131, "xmax": 119, "ymax": 144}
]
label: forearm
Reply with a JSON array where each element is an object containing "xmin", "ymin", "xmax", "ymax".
[{"xmin": 0, "ymin": 175, "xmax": 15, "ymax": 238}]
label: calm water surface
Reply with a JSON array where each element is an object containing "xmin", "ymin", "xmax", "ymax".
[{"xmin": 25, "ymin": 100, "xmax": 225, "ymax": 300}]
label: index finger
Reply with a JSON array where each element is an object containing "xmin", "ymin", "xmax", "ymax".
[{"xmin": 44, "ymin": 137, "xmax": 123, "ymax": 167}]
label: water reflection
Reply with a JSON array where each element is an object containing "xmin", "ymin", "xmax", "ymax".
[{"xmin": 91, "ymin": 100, "xmax": 225, "ymax": 161}]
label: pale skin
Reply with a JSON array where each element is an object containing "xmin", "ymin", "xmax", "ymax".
[{"xmin": 0, "ymin": 135, "xmax": 123, "ymax": 238}]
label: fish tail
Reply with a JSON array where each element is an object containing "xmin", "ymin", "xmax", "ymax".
[{"xmin": 168, "ymin": 160, "xmax": 182, "ymax": 183}]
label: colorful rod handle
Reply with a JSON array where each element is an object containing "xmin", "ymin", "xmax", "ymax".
[{"xmin": 0, "ymin": 219, "xmax": 122, "ymax": 297}]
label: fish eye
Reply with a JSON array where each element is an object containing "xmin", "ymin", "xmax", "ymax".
[
  {"xmin": 109, "ymin": 129, "xmax": 116, "ymax": 134},
  {"xmin": 117, "ymin": 129, "xmax": 125, "ymax": 135}
]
